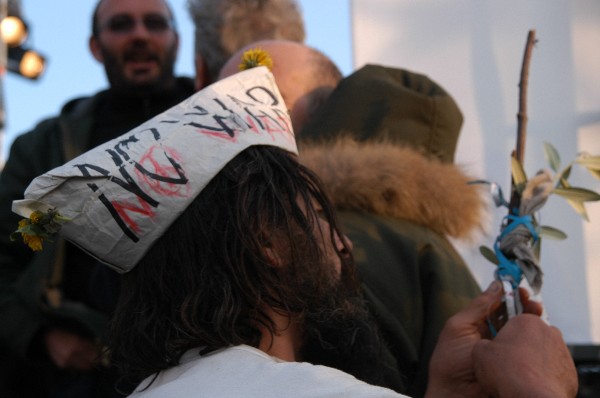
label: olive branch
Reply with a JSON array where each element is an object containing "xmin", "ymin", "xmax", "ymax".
[{"xmin": 475, "ymin": 30, "xmax": 600, "ymax": 298}]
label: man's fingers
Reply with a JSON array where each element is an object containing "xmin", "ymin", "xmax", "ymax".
[
  {"xmin": 518, "ymin": 287, "xmax": 543, "ymax": 316},
  {"xmin": 483, "ymin": 285, "xmax": 544, "ymax": 336},
  {"xmin": 472, "ymin": 315, "xmax": 579, "ymax": 398},
  {"xmin": 444, "ymin": 281, "xmax": 503, "ymax": 334}
]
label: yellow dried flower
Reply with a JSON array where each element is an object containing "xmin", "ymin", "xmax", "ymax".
[
  {"xmin": 10, "ymin": 208, "xmax": 71, "ymax": 252},
  {"xmin": 23, "ymin": 233, "xmax": 44, "ymax": 251},
  {"xmin": 16, "ymin": 217, "xmax": 45, "ymax": 251},
  {"xmin": 30, "ymin": 210, "xmax": 43, "ymax": 224},
  {"xmin": 239, "ymin": 48, "xmax": 273, "ymax": 71}
]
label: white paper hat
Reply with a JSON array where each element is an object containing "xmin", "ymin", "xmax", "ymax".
[{"xmin": 12, "ymin": 67, "xmax": 297, "ymax": 273}]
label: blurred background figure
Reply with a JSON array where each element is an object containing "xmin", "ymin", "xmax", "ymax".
[
  {"xmin": 187, "ymin": 0, "xmax": 305, "ymax": 89},
  {"xmin": 0, "ymin": 0, "xmax": 194, "ymax": 396}
]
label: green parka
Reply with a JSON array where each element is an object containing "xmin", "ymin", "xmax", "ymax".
[{"xmin": 299, "ymin": 65, "xmax": 485, "ymax": 397}]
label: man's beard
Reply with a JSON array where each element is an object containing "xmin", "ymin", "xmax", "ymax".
[
  {"xmin": 100, "ymin": 42, "xmax": 177, "ymax": 95},
  {"xmin": 291, "ymin": 254, "xmax": 388, "ymax": 387}
]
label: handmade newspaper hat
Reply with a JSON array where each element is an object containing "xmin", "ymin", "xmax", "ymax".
[{"xmin": 12, "ymin": 66, "xmax": 296, "ymax": 273}]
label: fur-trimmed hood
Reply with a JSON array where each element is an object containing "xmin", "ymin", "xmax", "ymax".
[
  {"xmin": 298, "ymin": 64, "xmax": 485, "ymax": 239},
  {"xmin": 300, "ymin": 137, "xmax": 485, "ymax": 240}
]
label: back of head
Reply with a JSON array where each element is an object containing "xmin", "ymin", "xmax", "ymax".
[
  {"xmin": 11, "ymin": 66, "xmax": 336, "ymax": 389},
  {"xmin": 220, "ymin": 40, "xmax": 342, "ymax": 130},
  {"xmin": 109, "ymin": 146, "xmax": 347, "ymax": 387},
  {"xmin": 188, "ymin": 0, "xmax": 305, "ymax": 84}
]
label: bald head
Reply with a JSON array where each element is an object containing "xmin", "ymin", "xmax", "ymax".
[{"xmin": 220, "ymin": 40, "xmax": 342, "ymax": 131}]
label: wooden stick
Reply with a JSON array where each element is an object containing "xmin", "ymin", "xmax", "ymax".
[
  {"xmin": 515, "ymin": 29, "xmax": 537, "ymax": 164},
  {"xmin": 509, "ymin": 30, "xmax": 537, "ymax": 211}
]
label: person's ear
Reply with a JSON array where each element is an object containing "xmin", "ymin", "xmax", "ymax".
[
  {"xmin": 194, "ymin": 55, "xmax": 211, "ymax": 91},
  {"xmin": 89, "ymin": 36, "xmax": 104, "ymax": 63},
  {"xmin": 260, "ymin": 231, "xmax": 285, "ymax": 267}
]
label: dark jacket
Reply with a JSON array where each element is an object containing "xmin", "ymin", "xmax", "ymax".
[
  {"xmin": 0, "ymin": 78, "xmax": 195, "ymax": 362},
  {"xmin": 299, "ymin": 65, "xmax": 484, "ymax": 397}
]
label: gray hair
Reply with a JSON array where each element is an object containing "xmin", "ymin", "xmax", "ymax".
[{"xmin": 187, "ymin": 0, "xmax": 305, "ymax": 83}]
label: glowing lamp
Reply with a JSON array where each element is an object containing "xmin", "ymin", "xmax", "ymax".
[
  {"xmin": 7, "ymin": 46, "xmax": 46, "ymax": 80},
  {"xmin": 0, "ymin": 15, "xmax": 28, "ymax": 47}
]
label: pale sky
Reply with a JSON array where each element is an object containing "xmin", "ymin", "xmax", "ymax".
[{"xmin": 1, "ymin": 0, "xmax": 352, "ymax": 162}]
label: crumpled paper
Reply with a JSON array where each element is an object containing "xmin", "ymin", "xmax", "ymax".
[{"xmin": 498, "ymin": 169, "xmax": 553, "ymax": 294}]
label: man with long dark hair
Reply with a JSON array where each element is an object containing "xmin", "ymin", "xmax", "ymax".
[
  {"xmin": 109, "ymin": 144, "xmax": 392, "ymax": 391},
  {"xmin": 218, "ymin": 39, "xmax": 486, "ymax": 396},
  {"xmin": 11, "ymin": 67, "xmax": 577, "ymax": 397}
]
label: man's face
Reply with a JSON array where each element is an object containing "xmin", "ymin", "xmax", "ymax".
[
  {"xmin": 90, "ymin": 0, "xmax": 179, "ymax": 93},
  {"xmin": 304, "ymin": 199, "xmax": 351, "ymax": 278},
  {"xmin": 275, "ymin": 197, "xmax": 386, "ymax": 386}
]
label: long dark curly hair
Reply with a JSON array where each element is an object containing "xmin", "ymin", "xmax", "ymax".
[{"xmin": 108, "ymin": 146, "xmax": 354, "ymax": 388}]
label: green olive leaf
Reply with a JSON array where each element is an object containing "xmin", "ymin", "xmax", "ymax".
[
  {"xmin": 575, "ymin": 155, "xmax": 600, "ymax": 171},
  {"xmin": 567, "ymin": 199, "xmax": 590, "ymax": 221},
  {"xmin": 479, "ymin": 246, "xmax": 499, "ymax": 265},
  {"xmin": 574, "ymin": 154, "xmax": 600, "ymax": 180},
  {"xmin": 539, "ymin": 225, "xmax": 568, "ymax": 240},
  {"xmin": 511, "ymin": 156, "xmax": 528, "ymax": 193},
  {"xmin": 544, "ymin": 141, "xmax": 561, "ymax": 172},
  {"xmin": 590, "ymin": 169, "xmax": 600, "ymax": 180},
  {"xmin": 14, "ymin": 224, "xmax": 51, "ymax": 238},
  {"xmin": 553, "ymin": 187, "xmax": 600, "ymax": 202},
  {"xmin": 556, "ymin": 164, "xmax": 572, "ymax": 187}
]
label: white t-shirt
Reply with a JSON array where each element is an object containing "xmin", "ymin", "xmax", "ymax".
[{"xmin": 129, "ymin": 345, "xmax": 407, "ymax": 397}]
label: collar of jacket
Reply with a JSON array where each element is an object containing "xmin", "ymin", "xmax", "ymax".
[
  {"xmin": 57, "ymin": 77, "xmax": 195, "ymax": 161},
  {"xmin": 299, "ymin": 136, "xmax": 485, "ymax": 240}
]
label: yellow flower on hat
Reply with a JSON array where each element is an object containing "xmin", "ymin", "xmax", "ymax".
[
  {"xmin": 239, "ymin": 48, "xmax": 273, "ymax": 71},
  {"xmin": 22, "ymin": 231, "xmax": 44, "ymax": 251},
  {"xmin": 10, "ymin": 208, "xmax": 71, "ymax": 252},
  {"xmin": 30, "ymin": 210, "xmax": 43, "ymax": 224}
]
